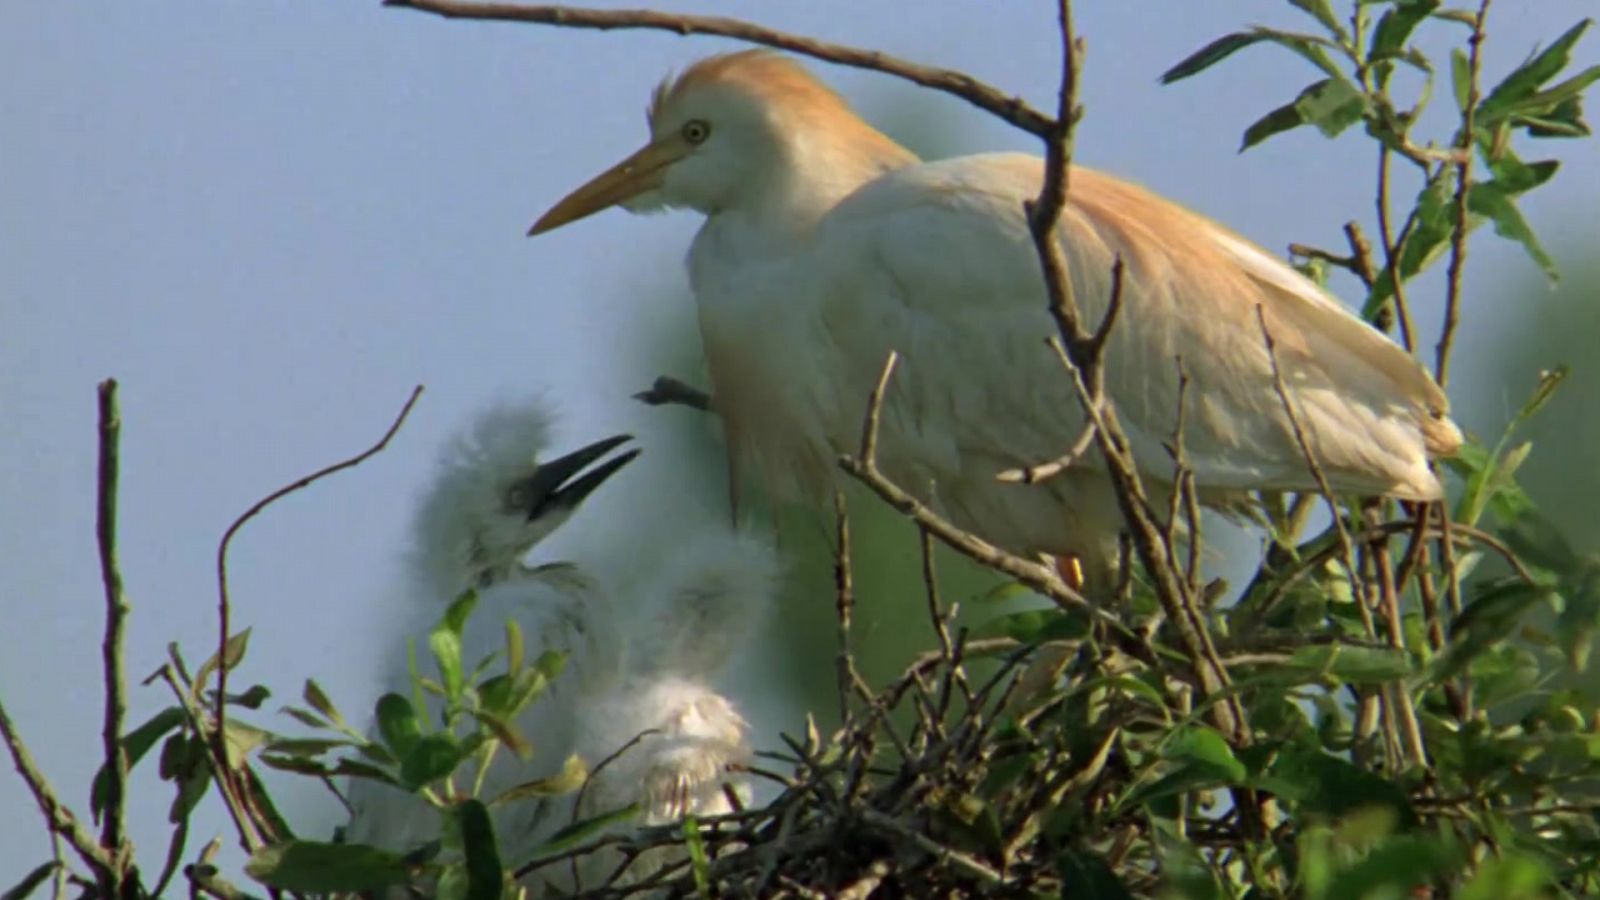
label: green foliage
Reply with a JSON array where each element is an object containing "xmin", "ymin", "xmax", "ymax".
[{"xmin": 1165, "ymin": 3, "xmax": 1597, "ymax": 319}]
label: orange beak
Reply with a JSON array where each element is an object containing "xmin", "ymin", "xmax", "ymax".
[{"xmin": 528, "ymin": 136, "xmax": 691, "ymax": 236}]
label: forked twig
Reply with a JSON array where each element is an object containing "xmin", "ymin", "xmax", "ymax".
[{"xmin": 212, "ymin": 385, "xmax": 424, "ymax": 846}]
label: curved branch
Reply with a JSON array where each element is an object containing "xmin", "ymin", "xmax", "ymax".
[{"xmin": 381, "ymin": 0, "xmax": 1053, "ymax": 137}]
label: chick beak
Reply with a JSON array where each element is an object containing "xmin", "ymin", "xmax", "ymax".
[
  {"xmin": 529, "ymin": 137, "xmax": 690, "ymax": 236},
  {"xmin": 513, "ymin": 434, "xmax": 640, "ymax": 521}
]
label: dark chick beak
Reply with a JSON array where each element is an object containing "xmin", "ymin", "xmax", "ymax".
[{"xmin": 513, "ymin": 434, "xmax": 640, "ymax": 521}]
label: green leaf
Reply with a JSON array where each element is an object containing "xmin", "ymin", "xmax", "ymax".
[
  {"xmin": 974, "ymin": 608, "xmax": 1089, "ymax": 643},
  {"xmin": 1282, "ymin": 643, "xmax": 1413, "ymax": 683},
  {"xmin": 279, "ymin": 706, "xmax": 329, "ymax": 730},
  {"xmin": 165, "ymin": 738, "xmax": 213, "ymax": 824},
  {"xmin": 1056, "ymin": 848, "xmax": 1134, "ymax": 900},
  {"xmin": 1241, "ymin": 104, "xmax": 1303, "ymax": 154},
  {"xmin": 1323, "ymin": 834, "xmax": 1460, "ymax": 900},
  {"xmin": 471, "ymin": 709, "xmax": 533, "ymax": 760},
  {"xmin": 504, "ymin": 619, "xmax": 525, "ymax": 678},
  {"xmin": 1431, "ymin": 580, "xmax": 1552, "ymax": 681},
  {"xmin": 491, "ymin": 754, "xmax": 588, "ymax": 806},
  {"xmin": 90, "ymin": 706, "xmax": 185, "ymax": 822},
  {"xmin": 375, "ymin": 693, "xmax": 423, "ymax": 758},
  {"xmin": 245, "ymin": 841, "xmax": 414, "ymax": 892},
  {"xmin": 1524, "ymin": 93, "xmax": 1592, "ymax": 137},
  {"xmin": 1451, "ymin": 47, "xmax": 1473, "ymax": 113},
  {"xmin": 1479, "ymin": 19, "xmax": 1594, "ymax": 125},
  {"xmin": 531, "ymin": 804, "xmax": 641, "ymax": 855},
  {"xmin": 1241, "ymin": 77, "xmax": 1368, "ymax": 150},
  {"xmin": 1481, "ymin": 151, "xmax": 1560, "ymax": 193},
  {"xmin": 331, "ymin": 757, "xmax": 400, "ymax": 784},
  {"xmin": 1289, "ymin": 0, "xmax": 1345, "ymax": 40},
  {"xmin": 1166, "ymin": 727, "xmax": 1247, "ymax": 782},
  {"xmin": 259, "ymin": 754, "xmax": 332, "ymax": 776},
  {"xmin": 430, "ymin": 590, "xmax": 478, "ymax": 705},
  {"xmin": 1258, "ymin": 746, "xmax": 1417, "ymax": 827},
  {"xmin": 1459, "ymin": 853, "xmax": 1554, "ymax": 900},
  {"xmin": 226, "ymin": 684, "xmax": 271, "ymax": 709},
  {"xmin": 1468, "ymin": 182, "xmax": 1558, "ymax": 279},
  {"xmin": 477, "ymin": 674, "xmax": 515, "ymax": 718},
  {"xmin": 400, "ymin": 735, "xmax": 465, "ymax": 790},
  {"xmin": 2, "ymin": 863, "xmax": 59, "ymax": 900},
  {"xmin": 303, "ymin": 679, "xmax": 345, "ymax": 729},
  {"xmin": 682, "ymin": 817, "xmax": 712, "ymax": 898},
  {"xmin": 263, "ymin": 737, "xmax": 353, "ymax": 757},
  {"xmin": 1371, "ymin": 0, "xmax": 1440, "ymax": 87},
  {"xmin": 1500, "ymin": 65, "xmax": 1600, "ymax": 134},
  {"xmin": 1123, "ymin": 727, "xmax": 1246, "ymax": 810},
  {"xmin": 193, "ymin": 629, "xmax": 252, "ymax": 699},
  {"xmin": 512, "ymin": 650, "xmax": 567, "ymax": 712},
  {"xmin": 455, "ymin": 799, "xmax": 503, "ymax": 900},
  {"xmin": 1301, "ymin": 78, "xmax": 1369, "ymax": 136},
  {"xmin": 221, "ymin": 720, "xmax": 272, "ymax": 768},
  {"xmin": 1161, "ymin": 28, "xmax": 1342, "ymax": 85},
  {"xmin": 1365, "ymin": 172, "xmax": 1455, "ymax": 314}
]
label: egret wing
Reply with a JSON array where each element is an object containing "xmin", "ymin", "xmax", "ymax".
[{"xmin": 808, "ymin": 153, "xmax": 1454, "ymax": 501}]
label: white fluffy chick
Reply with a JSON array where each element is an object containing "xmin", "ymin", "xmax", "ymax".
[{"xmin": 345, "ymin": 399, "xmax": 779, "ymax": 894}]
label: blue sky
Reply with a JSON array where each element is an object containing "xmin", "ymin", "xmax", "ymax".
[{"xmin": 3, "ymin": 0, "xmax": 1596, "ymax": 881}]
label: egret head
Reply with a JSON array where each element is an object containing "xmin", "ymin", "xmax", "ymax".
[{"xmin": 530, "ymin": 50, "xmax": 916, "ymax": 235}]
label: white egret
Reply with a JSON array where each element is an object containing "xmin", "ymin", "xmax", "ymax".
[
  {"xmin": 530, "ymin": 51, "xmax": 1462, "ymax": 583},
  {"xmin": 346, "ymin": 399, "xmax": 778, "ymax": 891}
]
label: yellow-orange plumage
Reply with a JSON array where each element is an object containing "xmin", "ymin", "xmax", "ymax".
[{"xmin": 532, "ymin": 51, "xmax": 1461, "ymax": 577}]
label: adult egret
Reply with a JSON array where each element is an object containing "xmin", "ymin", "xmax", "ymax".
[
  {"xmin": 530, "ymin": 51, "xmax": 1462, "ymax": 583},
  {"xmin": 346, "ymin": 400, "xmax": 777, "ymax": 891}
]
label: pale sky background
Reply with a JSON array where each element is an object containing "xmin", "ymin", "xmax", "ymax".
[{"xmin": 2, "ymin": 0, "xmax": 1596, "ymax": 883}]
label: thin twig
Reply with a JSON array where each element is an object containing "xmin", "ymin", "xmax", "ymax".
[
  {"xmin": 1372, "ymin": 150, "xmax": 1423, "ymax": 352},
  {"xmin": 212, "ymin": 385, "xmax": 424, "ymax": 832},
  {"xmin": 858, "ymin": 809, "xmax": 1002, "ymax": 884},
  {"xmin": 0, "ymin": 698, "xmax": 111, "ymax": 876},
  {"xmin": 382, "ymin": 0, "xmax": 1054, "ymax": 136},
  {"xmin": 93, "ymin": 380, "xmax": 133, "ymax": 897},
  {"xmin": 996, "ymin": 422, "xmax": 1098, "ymax": 483},
  {"xmin": 1436, "ymin": 0, "xmax": 1493, "ymax": 387},
  {"xmin": 833, "ymin": 490, "xmax": 858, "ymax": 724},
  {"xmin": 154, "ymin": 664, "xmax": 262, "ymax": 853},
  {"xmin": 1254, "ymin": 307, "xmax": 1374, "ymax": 624}
]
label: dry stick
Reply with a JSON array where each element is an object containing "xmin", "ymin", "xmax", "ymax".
[
  {"xmin": 1372, "ymin": 151, "xmax": 1419, "ymax": 353},
  {"xmin": 382, "ymin": 0, "xmax": 1053, "ymax": 137},
  {"xmin": 152, "ymin": 663, "xmax": 261, "ymax": 857},
  {"xmin": 211, "ymin": 384, "xmax": 424, "ymax": 848},
  {"xmin": 1436, "ymin": 0, "xmax": 1493, "ymax": 388},
  {"xmin": 93, "ymin": 380, "xmax": 134, "ymax": 897},
  {"xmin": 857, "ymin": 809, "xmax": 1003, "ymax": 885},
  {"xmin": 1027, "ymin": 2, "xmax": 1245, "ymax": 746},
  {"xmin": 996, "ymin": 421, "xmax": 1098, "ymax": 484},
  {"xmin": 558, "ymin": 726, "xmax": 662, "ymax": 889},
  {"xmin": 1253, "ymin": 308, "xmax": 1374, "ymax": 622},
  {"xmin": 1369, "ymin": 519, "xmax": 1428, "ymax": 767},
  {"xmin": 840, "ymin": 361, "xmax": 1126, "ymax": 636},
  {"xmin": 1255, "ymin": 308, "xmax": 1425, "ymax": 768},
  {"xmin": 0, "ymin": 699, "xmax": 112, "ymax": 876},
  {"xmin": 833, "ymin": 490, "xmax": 858, "ymax": 724}
]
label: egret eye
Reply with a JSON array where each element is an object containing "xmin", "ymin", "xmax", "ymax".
[{"xmin": 681, "ymin": 119, "xmax": 711, "ymax": 144}]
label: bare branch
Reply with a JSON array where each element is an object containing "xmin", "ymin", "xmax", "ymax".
[
  {"xmin": 382, "ymin": 0, "xmax": 1053, "ymax": 136},
  {"xmin": 93, "ymin": 380, "xmax": 134, "ymax": 896},
  {"xmin": 1437, "ymin": 0, "xmax": 1494, "ymax": 387},
  {"xmin": 213, "ymin": 385, "xmax": 424, "ymax": 846},
  {"xmin": 0, "ymin": 698, "xmax": 111, "ymax": 877}
]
